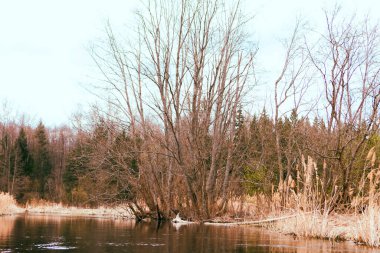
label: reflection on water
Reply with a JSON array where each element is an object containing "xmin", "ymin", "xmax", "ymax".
[
  {"xmin": 0, "ymin": 214, "xmax": 377, "ymax": 253},
  {"xmin": 0, "ymin": 216, "xmax": 15, "ymax": 240}
]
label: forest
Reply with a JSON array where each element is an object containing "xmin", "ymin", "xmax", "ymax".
[{"xmin": 1, "ymin": 0, "xmax": 379, "ymax": 222}]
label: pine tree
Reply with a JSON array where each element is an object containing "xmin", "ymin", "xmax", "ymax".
[
  {"xmin": 11, "ymin": 127, "xmax": 34, "ymax": 201},
  {"xmin": 33, "ymin": 122, "xmax": 52, "ymax": 198},
  {"xmin": 16, "ymin": 127, "xmax": 33, "ymax": 176},
  {"xmin": 63, "ymin": 140, "xmax": 90, "ymax": 195}
]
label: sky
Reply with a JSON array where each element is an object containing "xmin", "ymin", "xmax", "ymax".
[{"xmin": 0, "ymin": 0, "xmax": 379, "ymax": 126}]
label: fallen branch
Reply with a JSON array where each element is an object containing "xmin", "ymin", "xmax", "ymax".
[{"xmin": 203, "ymin": 213, "xmax": 300, "ymax": 226}]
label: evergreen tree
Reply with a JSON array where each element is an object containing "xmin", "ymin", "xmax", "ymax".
[
  {"xmin": 15, "ymin": 127, "xmax": 33, "ymax": 176},
  {"xmin": 33, "ymin": 122, "xmax": 52, "ymax": 198},
  {"xmin": 11, "ymin": 127, "xmax": 34, "ymax": 201},
  {"xmin": 63, "ymin": 140, "xmax": 90, "ymax": 196}
]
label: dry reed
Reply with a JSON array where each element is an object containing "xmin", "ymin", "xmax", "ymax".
[
  {"xmin": 351, "ymin": 153, "xmax": 380, "ymax": 247},
  {"xmin": 270, "ymin": 151, "xmax": 380, "ymax": 247},
  {"xmin": 353, "ymin": 206, "xmax": 380, "ymax": 246},
  {"xmin": 270, "ymin": 156, "xmax": 349, "ymax": 242},
  {"xmin": 0, "ymin": 192, "xmax": 132, "ymax": 218},
  {"xmin": 25, "ymin": 203, "xmax": 132, "ymax": 219},
  {"xmin": 0, "ymin": 192, "xmax": 24, "ymax": 215},
  {"xmin": 25, "ymin": 200, "xmax": 133, "ymax": 218}
]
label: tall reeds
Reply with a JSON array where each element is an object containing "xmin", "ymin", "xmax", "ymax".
[
  {"xmin": 272, "ymin": 155, "xmax": 343, "ymax": 240},
  {"xmin": 272, "ymin": 149, "xmax": 380, "ymax": 247},
  {"xmin": 352, "ymin": 148, "xmax": 380, "ymax": 246}
]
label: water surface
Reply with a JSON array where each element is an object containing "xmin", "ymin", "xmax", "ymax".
[{"xmin": 0, "ymin": 215, "xmax": 376, "ymax": 252}]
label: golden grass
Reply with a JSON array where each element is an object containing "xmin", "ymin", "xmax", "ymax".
[
  {"xmin": 0, "ymin": 192, "xmax": 24, "ymax": 215},
  {"xmin": 267, "ymin": 152, "xmax": 380, "ymax": 247},
  {"xmin": 0, "ymin": 192, "xmax": 132, "ymax": 218},
  {"xmin": 353, "ymin": 206, "xmax": 380, "ymax": 246},
  {"xmin": 351, "ymin": 152, "xmax": 380, "ymax": 247},
  {"xmin": 270, "ymin": 206, "xmax": 380, "ymax": 247},
  {"xmin": 271, "ymin": 211, "xmax": 355, "ymax": 241},
  {"xmin": 218, "ymin": 193, "xmax": 288, "ymax": 222},
  {"xmin": 25, "ymin": 199, "xmax": 133, "ymax": 218}
]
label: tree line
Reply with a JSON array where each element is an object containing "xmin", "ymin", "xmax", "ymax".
[
  {"xmin": 0, "ymin": 104, "xmax": 378, "ymax": 219},
  {"xmin": 0, "ymin": 121, "xmax": 69, "ymax": 202}
]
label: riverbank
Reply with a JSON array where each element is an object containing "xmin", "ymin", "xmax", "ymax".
[
  {"xmin": 2, "ymin": 192, "xmax": 380, "ymax": 248},
  {"xmin": 269, "ymin": 208, "xmax": 380, "ymax": 247},
  {"xmin": 25, "ymin": 202, "xmax": 133, "ymax": 219},
  {"xmin": 206, "ymin": 209, "xmax": 380, "ymax": 248},
  {"xmin": 202, "ymin": 198, "xmax": 380, "ymax": 248},
  {"xmin": 0, "ymin": 192, "xmax": 132, "ymax": 219},
  {"xmin": 270, "ymin": 212, "xmax": 354, "ymax": 240}
]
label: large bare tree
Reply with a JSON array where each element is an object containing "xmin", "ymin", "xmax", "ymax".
[{"xmin": 91, "ymin": 0, "xmax": 255, "ymax": 219}]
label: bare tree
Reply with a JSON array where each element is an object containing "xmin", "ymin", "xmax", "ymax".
[
  {"xmin": 307, "ymin": 7, "xmax": 380, "ymax": 202},
  {"xmin": 272, "ymin": 19, "xmax": 311, "ymax": 201},
  {"xmin": 91, "ymin": 0, "xmax": 255, "ymax": 219}
]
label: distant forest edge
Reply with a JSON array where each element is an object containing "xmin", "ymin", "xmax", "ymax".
[
  {"xmin": 1, "ymin": 0, "xmax": 380, "ymax": 220},
  {"xmin": 0, "ymin": 107, "xmax": 379, "ymax": 219}
]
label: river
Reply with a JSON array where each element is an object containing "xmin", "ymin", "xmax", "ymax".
[{"xmin": 0, "ymin": 215, "xmax": 376, "ymax": 252}]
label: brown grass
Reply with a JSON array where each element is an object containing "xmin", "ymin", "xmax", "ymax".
[
  {"xmin": 268, "ymin": 152, "xmax": 380, "ymax": 247},
  {"xmin": 0, "ymin": 192, "xmax": 24, "ymax": 215},
  {"xmin": 351, "ymin": 156, "xmax": 380, "ymax": 247},
  {"xmin": 271, "ymin": 211, "xmax": 354, "ymax": 241},
  {"xmin": 353, "ymin": 206, "xmax": 380, "ymax": 246},
  {"xmin": 0, "ymin": 192, "xmax": 132, "ymax": 218},
  {"xmin": 24, "ymin": 198, "xmax": 132, "ymax": 218}
]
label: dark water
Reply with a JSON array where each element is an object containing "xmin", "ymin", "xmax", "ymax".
[{"xmin": 0, "ymin": 215, "xmax": 377, "ymax": 253}]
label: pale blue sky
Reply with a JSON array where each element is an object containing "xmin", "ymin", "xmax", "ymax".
[{"xmin": 0, "ymin": 0, "xmax": 378, "ymax": 126}]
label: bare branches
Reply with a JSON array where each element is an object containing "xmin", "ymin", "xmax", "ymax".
[
  {"xmin": 305, "ymin": 7, "xmax": 380, "ymax": 202},
  {"xmin": 273, "ymin": 19, "xmax": 311, "ymax": 194},
  {"xmin": 90, "ymin": 0, "xmax": 255, "ymax": 219}
]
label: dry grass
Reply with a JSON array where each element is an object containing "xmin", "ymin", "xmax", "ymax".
[
  {"xmin": 0, "ymin": 192, "xmax": 24, "ymax": 215},
  {"xmin": 221, "ymin": 196, "xmax": 259, "ymax": 219},
  {"xmin": 351, "ymin": 151, "xmax": 380, "ymax": 247},
  {"xmin": 25, "ymin": 200, "xmax": 133, "ymax": 218},
  {"xmin": 271, "ymin": 207, "xmax": 380, "ymax": 247},
  {"xmin": 353, "ymin": 206, "xmax": 380, "ymax": 246},
  {"xmin": 271, "ymin": 211, "xmax": 355, "ymax": 241},
  {"xmin": 351, "ymin": 154, "xmax": 380, "ymax": 247},
  {"xmin": 268, "ymin": 151, "xmax": 380, "ymax": 247},
  {"xmin": 219, "ymin": 193, "xmax": 289, "ymax": 222},
  {"xmin": 0, "ymin": 192, "xmax": 132, "ymax": 218}
]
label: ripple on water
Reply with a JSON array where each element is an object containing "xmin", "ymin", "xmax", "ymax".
[
  {"xmin": 35, "ymin": 242, "xmax": 77, "ymax": 250},
  {"xmin": 103, "ymin": 242, "xmax": 165, "ymax": 247},
  {"xmin": 135, "ymin": 243, "xmax": 165, "ymax": 246}
]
